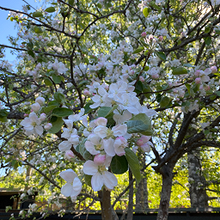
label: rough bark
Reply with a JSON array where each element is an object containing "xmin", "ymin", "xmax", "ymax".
[
  {"xmin": 99, "ymin": 188, "xmax": 113, "ymax": 220},
  {"xmin": 188, "ymin": 149, "xmax": 208, "ymax": 208},
  {"xmin": 157, "ymin": 165, "xmax": 174, "ymax": 220},
  {"xmin": 136, "ymin": 152, "xmax": 149, "ymax": 213}
]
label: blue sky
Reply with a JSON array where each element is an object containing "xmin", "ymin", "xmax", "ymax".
[{"xmin": 0, "ymin": 0, "xmax": 41, "ymax": 62}]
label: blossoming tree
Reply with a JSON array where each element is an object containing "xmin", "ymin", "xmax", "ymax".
[{"xmin": 1, "ymin": 0, "xmax": 220, "ymax": 220}]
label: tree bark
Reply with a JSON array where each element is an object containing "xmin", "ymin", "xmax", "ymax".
[
  {"xmin": 99, "ymin": 188, "xmax": 113, "ymax": 220},
  {"xmin": 188, "ymin": 149, "xmax": 208, "ymax": 208},
  {"xmin": 157, "ymin": 165, "xmax": 174, "ymax": 220},
  {"xmin": 136, "ymin": 152, "xmax": 149, "ymax": 213},
  {"xmin": 127, "ymin": 169, "xmax": 133, "ymax": 220}
]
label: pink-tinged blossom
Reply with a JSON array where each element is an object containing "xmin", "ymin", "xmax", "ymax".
[
  {"xmin": 31, "ymin": 102, "xmax": 41, "ymax": 112},
  {"xmin": 20, "ymin": 112, "xmax": 43, "ymax": 136},
  {"xmin": 141, "ymin": 32, "xmax": 147, "ymax": 37},
  {"xmin": 113, "ymin": 136, "xmax": 127, "ymax": 156},
  {"xmin": 65, "ymin": 150, "xmax": 75, "ymax": 159},
  {"xmin": 44, "ymin": 123, "xmax": 52, "ymax": 130},
  {"xmin": 94, "ymin": 154, "xmax": 106, "ymax": 165},
  {"xmin": 83, "ymin": 160, "xmax": 117, "ymax": 191},
  {"xmin": 85, "ymin": 134, "xmax": 104, "ymax": 155},
  {"xmin": 39, "ymin": 113, "xmax": 47, "ymax": 121},
  {"xmin": 94, "ymin": 117, "xmax": 108, "ymax": 126},
  {"xmin": 136, "ymin": 135, "xmax": 152, "ymax": 153},
  {"xmin": 35, "ymin": 97, "xmax": 45, "ymax": 106},
  {"xmin": 211, "ymin": 66, "xmax": 217, "ymax": 73},
  {"xmin": 195, "ymin": 78, "xmax": 201, "ymax": 84},
  {"xmin": 59, "ymin": 169, "xmax": 82, "ymax": 199}
]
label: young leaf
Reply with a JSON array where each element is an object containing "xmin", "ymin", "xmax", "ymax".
[
  {"xmin": 143, "ymin": 8, "xmax": 149, "ymax": 17},
  {"xmin": 160, "ymin": 96, "xmax": 170, "ymax": 108},
  {"xmin": 45, "ymin": 7, "xmax": 55, "ymax": 13},
  {"xmin": 133, "ymin": 46, "xmax": 144, "ymax": 54},
  {"xmin": 32, "ymin": 11, "xmax": 43, "ymax": 17},
  {"xmin": 125, "ymin": 148, "xmax": 141, "ymax": 184},
  {"xmin": 172, "ymin": 67, "xmax": 188, "ymax": 75},
  {"xmin": 155, "ymin": 51, "xmax": 166, "ymax": 61}
]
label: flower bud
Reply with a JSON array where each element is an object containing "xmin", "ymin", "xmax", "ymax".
[
  {"xmin": 139, "ymin": 76, "xmax": 145, "ymax": 82},
  {"xmin": 94, "ymin": 154, "xmax": 106, "ymax": 165},
  {"xmin": 35, "ymin": 97, "xmax": 45, "ymax": 106},
  {"xmin": 31, "ymin": 102, "xmax": 41, "ymax": 112},
  {"xmin": 195, "ymin": 77, "xmax": 201, "ymax": 84},
  {"xmin": 65, "ymin": 150, "xmax": 75, "ymax": 159},
  {"xmin": 141, "ymin": 32, "xmax": 147, "ymax": 37},
  {"xmin": 40, "ymin": 113, "xmax": 47, "ymax": 121},
  {"xmin": 194, "ymin": 70, "xmax": 201, "ymax": 77},
  {"xmin": 94, "ymin": 117, "xmax": 107, "ymax": 126},
  {"xmin": 151, "ymin": 73, "xmax": 159, "ymax": 79},
  {"xmin": 211, "ymin": 66, "xmax": 217, "ymax": 73},
  {"xmin": 44, "ymin": 123, "xmax": 52, "ymax": 130},
  {"xmin": 141, "ymin": 143, "xmax": 151, "ymax": 153}
]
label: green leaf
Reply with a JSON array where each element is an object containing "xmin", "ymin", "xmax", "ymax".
[
  {"xmin": 155, "ymin": 51, "xmax": 166, "ymax": 61},
  {"xmin": 0, "ymin": 116, "xmax": 7, "ymax": 122},
  {"xmin": 135, "ymin": 80, "xmax": 143, "ymax": 93},
  {"xmin": 111, "ymin": 155, "xmax": 128, "ymax": 174},
  {"xmin": 52, "ymin": 74, "xmax": 62, "ymax": 84},
  {"xmin": 127, "ymin": 113, "xmax": 153, "ymax": 135},
  {"xmin": 42, "ymin": 105, "xmax": 57, "ymax": 113},
  {"xmin": 28, "ymin": 50, "xmax": 35, "ymax": 58},
  {"xmin": 45, "ymin": 7, "xmax": 55, "ymax": 13},
  {"xmin": 44, "ymin": 78, "xmax": 53, "ymax": 86},
  {"xmin": 83, "ymin": 151, "xmax": 93, "ymax": 160},
  {"xmin": 127, "ymin": 120, "xmax": 150, "ymax": 134},
  {"xmin": 34, "ymin": 27, "xmax": 43, "ymax": 33},
  {"xmin": 32, "ymin": 11, "xmax": 43, "ymax": 17},
  {"xmin": 0, "ymin": 109, "xmax": 8, "ymax": 117},
  {"xmin": 125, "ymin": 148, "xmax": 141, "ymax": 184},
  {"xmin": 143, "ymin": 8, "xmax": 149, "ymax": 17},
  {"xmin": 54, "ymin": 92, "xmax": 65, "ymax": 103},
  {"xmin": 215, "ymin": 91, "xmax": 220, "ymax": 97},
  {"xmin": 204, "ymin": 36, "xmax": 211, "ymax": 46},
  {"xmin": 160, "ymin": 96, "xmax": 170, "ymax": 108},
  {"xmin": 140, "ymin": 40, "xmax": 148, "ymax": 48},
  {"xmin": 97, "ymin": 105, "xmax": 118, "ymax": 118},
  {"xmin": 172, "ymin": 67, "xmax": 188, "ymax": 75},
  {"xmin": 133, "ymin": 46, "xmax": 144, "ymax": 54},
  {"xmin": 84, "ymin": 101, "xmax": 94, "ymax": 114},
  {"xmin": 52, "ymin": 108, "xmax": 73, "ymax": 117},
  {"xmin": 49, "ymin": 117, "xmax": 63, "ymax": 134},
  {"xmin": 210, "ymin": 94, "xmax": 216, "ymax": 100}
]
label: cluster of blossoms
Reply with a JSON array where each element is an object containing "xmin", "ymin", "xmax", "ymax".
[{"xmin": 21, "ymin": 96, "xmax": 52, "ymax": 136}]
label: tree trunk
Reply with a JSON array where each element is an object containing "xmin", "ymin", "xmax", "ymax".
[
  {"xmin": 188, "ymin": 149, "xmax": 208, "ymax": 208},
  {"xmin": 136, "ymin": 152, "xmax": 149, "ymax": 213},
  {"xmin": 99, "ymin": 188, "xmax": 114, "ymax": 220},
  {"xmin": 127, "ymin": 169, "xmax": 133, "ymax": 220},
  {"xmin": 157, "ymin": 165, "xmax": 173, "ymax": 220}
]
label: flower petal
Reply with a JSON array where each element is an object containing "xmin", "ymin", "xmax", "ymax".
[
  {"xmin": 71, "ymin": 177, "xmax": 82, "ymax": 197},
  {"xmin": 83, "ymin": 160, "xmax": 98, "ymax": 175},
  {"xmin": 103, "ymin": 171, "xmax": 118, "ymax": 190},
  {"xmin": 61, "ymin": 183, "xmax": 73, "ymax": 197},
  {"xmin": 91, "ymin": 173, "xmax": 104, "ymax": 191},
  {"xmin": 58, "ymin": 141, "xmax": 72, "ymax": 152},
  {"xmin": 103, "ymin": 138, "xmax": 115, "ymax": 157},
  {"xmin": 60, "ymin": 169, "xmax": 77, "ymax": 183}
]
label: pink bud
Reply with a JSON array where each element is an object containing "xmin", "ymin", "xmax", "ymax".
[
  {"xmin": 211, "ymin": 66, "xmax": 217, "ymax": 73},
  {"xmin": 195, "ymin": 77, "xmax": 201, "ymax": 84},
  {"xmin": 141, "ymin": 143, "xmax": 151, "ymax": 153},
  {"xmin": 139, "ymin": 76, "xmax": 145, "ymax": 82},
  {"xmin": 158, "ymin": 36, "xmax": 163, "ymax": 41},
  {"xmin": 94, "ymin": 117, "xmax": 107, "ymax": 126},
  {"xmin": 151, "ymin": 73, "xmax": 159, "ymax": 79},
  {"xmin": 24, "ymin": 113, "xmax": 29, "ymax": 117},
  {"xmin": 204, "ymin": 85, "xmax": 210, "ymax": 91},
  {"xmin": 94, "ymin": 154, "xmax": 106, "ymax": 165},
  {"xmin": 44, "ymin": 123, "xmax": 52, "ymax": 130},
  {"xmin": 137, "ymin": 138, "xmax": 144, "ymax": 146},
  {"xmin": 83, "ymin": 89, "xmax": 90, "ymax": 96},
  {"xmin": 141, "ymin": 32, "xmax": 147, "ymax": 37},
  {"xmin": 65, "ymin": 150, "xmax": 75, "ymax": 159},
  {"xmin": 194, "ymin": 70, "xmax": 201, "ymax": 77},
  {"xmin": 40, "ymin": 113, "xmax": 47, "ymax": 121}
]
